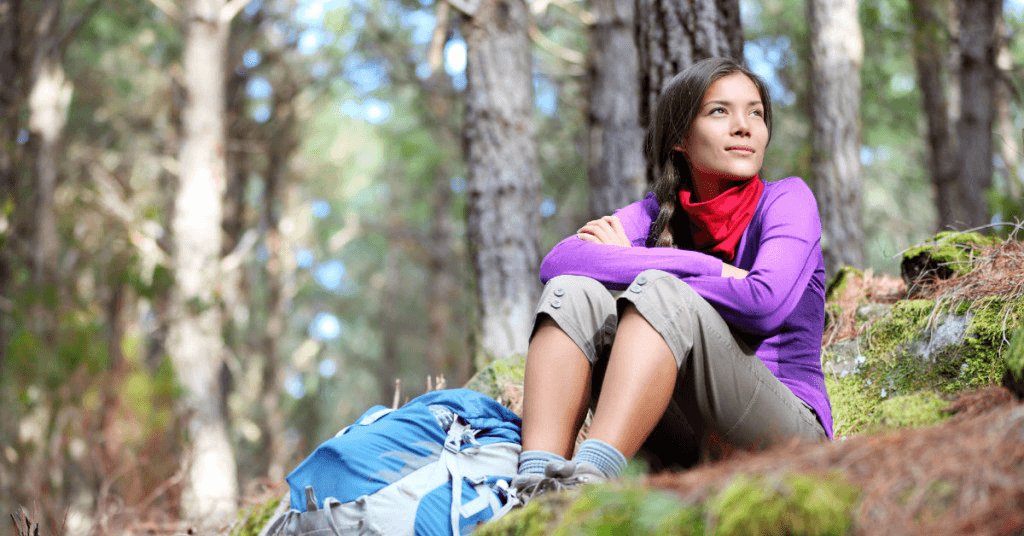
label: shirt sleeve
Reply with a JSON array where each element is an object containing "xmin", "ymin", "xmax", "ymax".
[
  {"xmin": 682, "ymin": 179, "xmax": 823, "ymax": 336},
  {"xmin": 538, "ymin": 194, "xmax": 724, "ymax": 290}
]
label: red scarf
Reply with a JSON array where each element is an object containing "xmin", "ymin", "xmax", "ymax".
[{"xmin": 678, "ymin": 176, "xmax": 764, "ymax": 262}]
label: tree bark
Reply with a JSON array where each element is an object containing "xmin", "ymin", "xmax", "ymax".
[
  {"xmin": 426, "ymin": 171, "xmax": 456, "ymax": 382},
  {"xmin": 909, "ymin": 0, "xmax": 962, "ymax": 230},
  {"xmin": 26, "ymin": 0, "xmax": 70, "ymax": 336},
  {"xmin": 259, "ymin": 86, "xmax": 295, "ymax": 482},
  {"xmin": 462, "ymin": 0, "xmax": 541, "ymax": 364},
  {"xmin": 808, "ymin": 0, "xmax": 865, "ymax": 276},
  {"xmin": 635, "ymin": 0, "xmax": 743, "ymax": 178},
  {"xmin": 0, "ymin": 0, "xmax": 22, "ymax": 404},
  {"xmin": 586, "ymin": 0, "xmax": 645, "ymax": 218},
  {"xmin": 169, "ymin": 0, "xmax": 239, "ymax": 521},
  {"xmin": 994, "ymin": 30, "xmax": 1020, "ymax": 204},
  {"xmin": 955, "ymin": 0, "xmax": 1002, "ymax": 229}
]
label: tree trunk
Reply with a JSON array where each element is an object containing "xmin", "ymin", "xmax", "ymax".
[
  {"xmin": 426, "ymin": 171, "xmax": 456, "ymax": 382},
  {"xmin": 259, "ymin": 88, "xmax": 295, "ymax": 482},
  {"xmin": 380, "ymin": 240, "xmax": 400, "ymax": 405},
  {"xmin": 462, "ymin": 0, "xmax": 541, "ymax": 364},
  {"xmin": 635, "ymin": 0, "xmax": 743, "ymax": 178},
  {"xmin": 169, "ymin": 0, "xmax": 239, "ymax": 521},
  {"xmin": 26, "ymin": 0, "xmax": 70, "ymax": 337},
  {"xmin": 0, "ymin": 0, "xmax": 23, "ymax": 408},
  {"xmin": 955, "ymin": 0, "xmax": 1002, "ymax": 229},
  {"xmin": 586, "ymin": 0, "xmax": 645, "ymax": 218},
  {"xmin": 994, "ymin": 31, "xmax": 1020, "ymax": 204},
  {"xmin": 808, "ymin": 0, "xmax": 864, "ymax": 276},
  {"xmin": 909, "ymin": 0, "xmax": 962, "ymax": 230}
]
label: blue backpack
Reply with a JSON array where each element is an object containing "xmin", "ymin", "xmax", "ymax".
[{"xmin": 264, "ymin": 389, "xmax": 523, "ymax": 536}]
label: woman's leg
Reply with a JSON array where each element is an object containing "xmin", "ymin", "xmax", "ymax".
[
  {"xmin": 520, "ymin": 275, "xmax": 618, "ymax": 459},
  {"xmin": 521, "ymin": 316, "xmax": 592, "ymax": 458},
  {"xmin": 586, "ymin": 304, "xmax": 678, "ymax": 458},
  {"xmin": 617, "ymin": 269, "xmax": 826, "ymax": 468}
]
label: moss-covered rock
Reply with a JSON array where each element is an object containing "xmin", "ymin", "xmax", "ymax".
[
  {"xmin": 229, "ymin": 493, "xmax": 286, "ymax": 536},
  {"xmin": 1002, "ymin": 326, "xmax": 1024, "ymax": 399},
  {"xmin": 822, "ymin": 292, "xmax": 1022, "ymax": 436},
  {"xmin": 900, "ymin": 231, "xmax": 998, "ymax": 288},
  {"xmin": 825, "ymin": 266, "xmax": 864, "ymax": 302},
  {"xmin": 464, "ymin": 353, "xmax": 527, "ymax": 415},
  {"xmin": 475, "ymin": 471, "xmax": 859, "ymax": 536}
]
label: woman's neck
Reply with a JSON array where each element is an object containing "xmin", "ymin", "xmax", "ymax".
[{"xmin": 690, "ymin": 173, "xmax": 748, "ymax": 203}]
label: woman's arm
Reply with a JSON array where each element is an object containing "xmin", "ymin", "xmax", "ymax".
[
  {"xmin": 539, "ymin": 195, "xmax": 724, "ymax": 289},
  {"xmin": 683, "ymin": 179, "xmax": 823, "ymax": 335}
]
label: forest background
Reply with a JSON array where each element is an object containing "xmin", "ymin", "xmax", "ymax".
[{"xmin": 0, "ymin": 0, "xmax": 1022, "ymax": 533}]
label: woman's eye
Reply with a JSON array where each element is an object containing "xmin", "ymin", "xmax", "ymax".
[
  {"xmin": 751, "ymin": 109, "xmax": 764, "ymax": 117},
  {"xmin": 710, "ymin": 107, "xmax": 726, "ymax": 115}
]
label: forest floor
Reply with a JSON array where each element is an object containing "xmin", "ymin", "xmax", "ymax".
[{"xmin": 19, "ymin": 238, "xmax": 1024, "ymax": 536}]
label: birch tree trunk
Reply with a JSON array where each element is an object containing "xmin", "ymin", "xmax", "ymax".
[
  {"xmin": 955, "ymin": 0, "xmax": 1002, "ymax": 229},
  {"xmin": 169, "ymin": 0, "xmax": 244, "ymax": 521},
  {"xmin": 909, "ymin": 0, "xmax": 962, "ymax": 230},
  {"xmin": 995, "ymin": 31, "xmax": 1020, "ymax": 203},
  {"xmin": 27, "ymin": 0, "xmax": 71, "ymax": 335},
  {"xmin": 808, "ymin": 0, "xmax": 864, "ymax": 276},
  {"xmin": 635, "ymin": 0, "xmax": 743, "ymax": 166},
  {"xmin": 462, "ymin": 0, "xmax": 541, "ymax": 364},
  {"xmin": 586, "ymin": 0, "xmax": 644, "ymax": 218}
]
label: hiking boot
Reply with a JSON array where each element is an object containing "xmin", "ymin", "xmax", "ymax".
[
  {"xmin": 511, "ymin": 460, "xmax": 609, "ymax": 504},
  {"xmin": 563, "ymin": 461, "xmax": 608, "ymax": 486}
]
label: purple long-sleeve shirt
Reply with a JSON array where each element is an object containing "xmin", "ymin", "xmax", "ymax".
[{"xmin": 539, "ymin": 177, "xmax": 832, "ymax": 439}]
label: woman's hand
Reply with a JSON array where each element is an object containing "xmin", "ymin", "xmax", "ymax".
[
  {"xmin": 577, "ymin": 215, "xmax": 631, "ymax": 247},
  {"xmin": 721, "ymin": 264, "xmax": 748, "ymax": 279}
]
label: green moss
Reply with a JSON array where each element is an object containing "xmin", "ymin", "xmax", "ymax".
[
  {"xmin": 865, "ymin": 299, "xmax": 935, "ymax": 354},
  {"xmin": 474, "ymin": 495, "xmax": 559, "ymax": 536},
  {"xmin": 555, "ymin": 484, "xmax": 703, "ymax": 536},
  {"xmin": 954, "ymin": 296, "xmax": 1022, "ymax": 391},
  {"xmin": 901, "ymin": 231, "xmax": 997, "ymax": 274},
  {"xmin": 464, "ymin": 354, "xmax": 526, "ymax": 413},
  {"xmin": 874, "ymin": 391, "xmax": 950, "ymax": 430},
  {"xmin": 229, "ymin": 495, "xmax": 283, "ymax": 536},
  {"xmin": 707, "ymin": 472, "xmax": 859, "ymax": 536},
  {"xmin": 1003, "ymin": 327, "xmax": 1024, "ymax": 398},
  {"xmin": 826, "ymin": 374, "xmax": 880, "ymax": 437}
]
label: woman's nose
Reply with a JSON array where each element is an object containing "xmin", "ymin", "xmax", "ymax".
[{"xmin": 732, "ymin": 114, "xmax": 751, "ymax": 136}]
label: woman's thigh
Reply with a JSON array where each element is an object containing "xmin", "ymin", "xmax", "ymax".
[{"xmin": 617, "ymin": 269, "xmax": 825, "ymax": 468}]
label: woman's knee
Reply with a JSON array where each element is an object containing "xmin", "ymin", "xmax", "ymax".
[{"xmin": 534, "ymin": 275, "xmax": 617, "ymax": 361}]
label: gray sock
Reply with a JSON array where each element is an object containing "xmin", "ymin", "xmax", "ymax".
[
  {"xmin": 573, "ymin": 439, "xmax": 627, "ymax": 478},
  {"xmin": 518, "ymin": 450, "xmax": 566, "ymax": 476}
]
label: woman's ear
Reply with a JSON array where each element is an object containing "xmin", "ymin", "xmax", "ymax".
[{"xmin": 672, "ymin": 143, "xmax": 687, "ymax": 156}]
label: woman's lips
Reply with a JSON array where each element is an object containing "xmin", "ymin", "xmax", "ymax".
[{"xmin": 726, "ymin": 146, "xmax": 755, "ymax": 153}]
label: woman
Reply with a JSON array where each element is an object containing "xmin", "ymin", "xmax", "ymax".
[{"xmin": 512, "ymin": 57, "xmax": 832, "ymax": 495}]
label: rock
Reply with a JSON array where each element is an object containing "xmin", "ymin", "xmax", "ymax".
[{"xmin": 900, "ymin": 231, "xmax": 998, "ymax": 290}]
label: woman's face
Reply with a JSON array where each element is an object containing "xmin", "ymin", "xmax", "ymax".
[{"xmin": 676, "ymin": 72, "xmax": 768, "ymax": 188}]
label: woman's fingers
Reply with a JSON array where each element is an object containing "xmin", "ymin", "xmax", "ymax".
[
  {"xmin": 603, "ymin": 215, "xmax": 631, "ymax": 247},
  {"xmin": 577, "ymin": 219, "xmax": 611, "ymax": 244},
  {"xmin": 578, "ymin": 216, "xmax": 630, "ymax": 247}
]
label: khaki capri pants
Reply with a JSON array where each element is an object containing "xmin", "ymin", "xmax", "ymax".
[{"xmin": 533, "ymin": 269, "xmax": 826, "ymax": 470}]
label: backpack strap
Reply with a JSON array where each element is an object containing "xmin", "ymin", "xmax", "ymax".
[{"xmin": 441, "ymin": 418, "xmax": 469, "ymax": 536}]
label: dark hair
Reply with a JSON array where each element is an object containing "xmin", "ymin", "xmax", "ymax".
[{"xmin": 643, "ymin": 57, "xmax": 774, "ymax": 248}]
